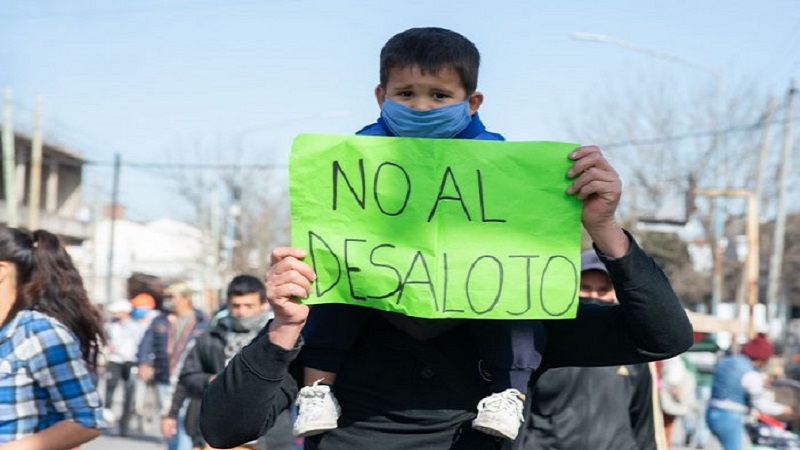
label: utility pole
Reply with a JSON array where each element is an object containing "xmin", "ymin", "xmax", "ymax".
[
  {"xmin": 223, "ymin": 184, "xmax": 241, "ymax": 276},
  {"xmin": 695, "ymin": 189, "xmax": 759, "ymax": 337},
  {"xmin": 29, "ymin": 96, "xmax": 43, "ymax": 229},
  {"xmin": 105, "ymin": 154, "xmax": 121, "ymax": 306},
  {"xmin": 754, "ymin": 97, "xmax": 776, "ymax": 219},
  {"xmin": 766, "ymin": 81, "xmax": 796, "ymax": 329},
  {"xmin": 2, "ymin": 88, "xmax": 17, "ymax": 227}
]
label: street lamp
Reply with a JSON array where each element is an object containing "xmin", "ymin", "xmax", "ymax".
[{"xmin": 571, "ymin": 32, "xmax": 723, "ymax": 98}]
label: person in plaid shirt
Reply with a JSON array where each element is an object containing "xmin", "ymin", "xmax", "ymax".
[{"xmin": 0, "ymin": 227, "xmax": 106, "ymax": 448}]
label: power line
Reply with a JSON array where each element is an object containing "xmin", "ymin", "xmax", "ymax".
[
  {"xmin": 84, "ymin": 116, "xmax": 800, "ymax": 168},
  {"xmin": 44, "ymin": 115, "xmax": 796, "ymax": 169},
  {"xmin": 602, "ymin": 115, "xmax": 800, "ymax": 150},
  {"xmin": 85, "ymin": 160, "xmax": 288, "ymax": 169}
]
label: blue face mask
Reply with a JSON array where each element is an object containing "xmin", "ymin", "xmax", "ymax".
[
  {"xmin": 380, "ymin": 99, "xmax": 472, "ymax": 138},
  {"xmin": 131, "ymin": 308, "xmax": 148, "ymax": 320}
]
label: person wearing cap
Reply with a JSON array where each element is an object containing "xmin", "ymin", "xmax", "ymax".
[
  {"xmin": 104, "ymin": 299, "xmax": 148, "ymax": 436},
  {"xmin": 131, "ymin": 292, "xmax": 158, "ymax": 324},
  {"xmin": 706, "ymin": 333, "xmax": 793, "ymax": 450},
  {"xmin": 137, "ymin": 282, "xmax": 207, "ymax": 450},
  {"xmin": 519, "ymin": 249, "xmax": 663, "ymax": 450}
]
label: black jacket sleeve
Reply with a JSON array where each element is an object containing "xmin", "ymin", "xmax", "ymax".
[
  {"xmin": 179, "ymin": 342, "xmax": 212, "ymax": 398},
  {"xmin": 543, "ymin": 234, "xmax": 693, "ymax": 368},
  {"xmin": 199, "ymin": 325, "xmax": 301, "ymax": 449},
  {"xmin": 168, "ymin": 383, "xmax": 189, "ymax": 418}
]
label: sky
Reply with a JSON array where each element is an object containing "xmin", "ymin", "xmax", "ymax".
[{"xmin": 1, "ymin": 0, "xmax": 799, "ymax": 222}]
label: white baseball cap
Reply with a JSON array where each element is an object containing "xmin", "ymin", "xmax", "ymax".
[{"xmin": 108, "ymin": 300, "xmax": 133, "ymax": 314}]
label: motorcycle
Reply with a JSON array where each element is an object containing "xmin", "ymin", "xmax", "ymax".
[{"xmin": 747, "ymin": 411, "xmax": 800, "ymax": 450}]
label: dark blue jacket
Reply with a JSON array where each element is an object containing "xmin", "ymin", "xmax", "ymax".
[
  {"xmin": 137, "ymin": 310, "xmax": 208, "ymax": 384},
  {"xmin": 355, "ymin": 113, "xmax": 505, "ymax": 141}
]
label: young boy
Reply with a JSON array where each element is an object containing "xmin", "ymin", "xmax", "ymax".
[{"xmin": 293, "ymin": 27, "xmax": 542, "ymax": 442}]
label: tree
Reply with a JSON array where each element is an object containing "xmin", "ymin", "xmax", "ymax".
[
  {"xmin": 170, "ymin": 140, "xmax": 290, "ymax": 288},
  {"xmin": 566, "ymin": 76, "xmax": 778, "ymax": 309}
]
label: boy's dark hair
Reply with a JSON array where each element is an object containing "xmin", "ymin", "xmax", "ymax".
[
  {"xmin": 226, "ymin": 274, "xmax": 267, "ymax": 304},
  {"xmin": 380, "ymin": 27, "xmax": 480, "ymax": 94}
]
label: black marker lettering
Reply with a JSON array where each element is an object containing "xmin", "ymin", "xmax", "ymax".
[
  {"xmin": 478, "ymin": 170, "xmax": 506, "ymax": 223},
  {"xmin": 367, "ymin": 243, "xmax": 402, "ymax": 300},
  {"xmin": 539, "ymin": 255, "xmax": 578, "ymax": 317},
  {"xmin": 465, "ymin": 255, "xmax": 503, "ymax": 315},
  {"xmin": 307, "ymin": 231, "xmax": 340, "ymax": 297},
  {"xmin": 396, "ymin": 251, "xmax": 438, "ymax": 311},
  {"xmin": 332, "ymin": 159, "xmax": 366, "ymax": 210},
  {"xmin": 343, "ymin": 238, "xmax": 367, "ymax": 301},
  {"xmin": 428, "ymin": 166, "xmax": 471, "ymax": 222},
  {"xmin": 507, "ymin": 255, "xmax": 538, "ymax": 315},
  {"xmin": 374, "ymin": 162, "xmax": 411, "ymax": 216},
  {"xmin": 441, "ymin": 252, "xmax": 463, "ymax": 313}
]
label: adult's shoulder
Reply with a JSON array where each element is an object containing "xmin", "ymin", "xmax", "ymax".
[
  {"xmin": 16, "ymin": 310, "xmax": 71, "ymax": 337},
  {"xmin": 6, "ymin": 310, "xmax": 81, "ymax": 361}
]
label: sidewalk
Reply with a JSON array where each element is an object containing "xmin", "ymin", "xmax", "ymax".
[
  {"xmin": 670, "ymin": 418, "xmax": 722, "ymax": 450},
  {"xmin": 84, "ymin": 432, "xmax": 163, "ymax": 450}
]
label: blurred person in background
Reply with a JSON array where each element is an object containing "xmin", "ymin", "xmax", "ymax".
[
  {"xmin": 706, "ymin": 333, "xmax": 793, "ymax": 450},
  {"xmin": 0, "ymin": 228, "xmax": 105, "ymax": 448},
  {"xmin": 681, "ymin": 332, "xmax": 721, "ymax": 448},
  {"xmin": 658, "ymin": 354, "xmax": 697, "ymax": 448},
  {"xmin": 103, "ymin": 299, "xmax": 148, "ymax": 436},
  {"xmin": 177, "ymin": 274, "xmax": 293, "ymax": 450},
  {"xmin": 520, "ymin": 249, "xmax": 664, "ymax": 450},
  {"xmin": 137, "ymin": 282, "xmax": 207, "ymax": 450},
  {"xmin": 131, "ymin": 293, "xmax": 159, "ymax": 326},
  {"xmin": 130, "ymin": 293, "xmax": 158, "ymax": 422}
]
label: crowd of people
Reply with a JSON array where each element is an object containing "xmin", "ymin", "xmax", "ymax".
[
  {"xmin": 98, "ymin": 278, "xmax": 300, "ymax": 450},
  {"xmin": 0, "ymin": 25, "xmax": 797, "ymax": 450}
]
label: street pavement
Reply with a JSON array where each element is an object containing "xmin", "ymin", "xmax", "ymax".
[
  {"xmin": 84, "ymin": 432, "xmax": 164, "ymax": 450},
  {"xmin": 671, "ymin": 419, "xmax": 723, "ymax": 450}
]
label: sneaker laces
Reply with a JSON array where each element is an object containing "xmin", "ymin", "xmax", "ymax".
[
  {"xmin": 296, "ymin": 380, "xmax": 332, "ymax": 411},
  {"xmin": 477, "ymin": 389, "xmax": 524, "ymax": 423}
]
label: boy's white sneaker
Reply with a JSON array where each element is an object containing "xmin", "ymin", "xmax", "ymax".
[
  {"xmin": 292, "ymin": 380, "xmax": 341, "ymax": 437},
  {"xmin": 471, "ymin": 388, "xmax": 524, "ymax": 440}
]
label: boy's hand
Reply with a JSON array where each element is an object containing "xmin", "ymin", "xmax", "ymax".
[
  {"xmin": 567, "ymin": 145, "xmax": 629, "ymax": 257},
  {"xmin": 265, "ymin": 247, "xmax": 315, "ymax": 348}
]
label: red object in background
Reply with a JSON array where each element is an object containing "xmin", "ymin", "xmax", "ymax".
[
  {"xmin": 758, "ymin": 411, "xmax": 787, "ymax": 429},
  {"xmin": 693, "ymin": 331, "xmax": 709, "ymax": 343}
]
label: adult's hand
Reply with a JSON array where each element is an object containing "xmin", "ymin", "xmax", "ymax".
[
  {"xmin": 264, "ymin": 247, "xmax": 315, "ymax": 349},
  {"xmin": 137, "ymin": 364, "xmax": 154, "ymax": 382},
  {"xmin": 161, "ymin": 416, "xmax": 177, "ymax": 438},
  {"xmin": 567, "ymin": 145, "xmax": 629, "ymax": 258}
]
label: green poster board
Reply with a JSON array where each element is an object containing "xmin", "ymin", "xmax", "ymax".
[{"xmin": 289, "ymin": 134, "xmax": 582, "ymax": 320}]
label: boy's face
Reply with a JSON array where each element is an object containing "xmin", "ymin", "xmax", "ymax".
[{"xmin": 375, "ymin": 65, "xmax": 483, "ymax": 114}]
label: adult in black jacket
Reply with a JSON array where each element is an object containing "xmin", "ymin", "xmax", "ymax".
[
  {"xmin": 200, "ymin": 145, "xmax": 693, "ymax": 450},
  {"xmin": 179, "ymin": 275, "xmax": 294, "ymax": 450},
  {"xmin": 518, "ymin": 250, "xmax": 661, "ymax": 450}
]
